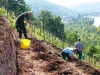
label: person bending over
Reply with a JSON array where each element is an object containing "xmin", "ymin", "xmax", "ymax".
[
  {"xmin": 61, "ymin": 47, "xmax": 78, "ymax": 62},
  {"xmin": 15, "ymin": 11, "xmax": 34, "ymax": 39}
]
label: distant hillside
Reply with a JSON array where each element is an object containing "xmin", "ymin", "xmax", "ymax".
[
  {"xmin": 68, "ymin": 2, "xmax": 100, "ymax": 15},
  {"xmin": 26, "ymin": 0, "xmax": 78, "ymax": 17}
]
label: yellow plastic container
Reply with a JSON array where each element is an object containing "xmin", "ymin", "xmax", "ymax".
[{"xmin": 21, "ymin": 39, "xmax": 31, "ymax": 49}]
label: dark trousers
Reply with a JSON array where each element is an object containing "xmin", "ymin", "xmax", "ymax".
[
  {"xmin": 77, "ymin": 51, "xmax": 82, "ymax": 59},
  {"xmin": 16, "ymin": 22, "xmax": 28, "ymax": 38},
  {"xmin": 61, "ymin": 52, "xmax": 71, "ymax": 60}
]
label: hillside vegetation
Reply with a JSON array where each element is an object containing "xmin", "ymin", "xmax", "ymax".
[
  {"xmin": 0, "ymin": 0, "xmax": 100, "ymax": 73},
  {"xmin": 1, "ymin": 0, "xmax": 100, "ymax": 62},
  {"xmin": 26, "ymin": 0, "xmax": 100, "ymax": 16},
  {"xmin": 26, "ymin": 0, "xmax": 78, "ymax": 16}
]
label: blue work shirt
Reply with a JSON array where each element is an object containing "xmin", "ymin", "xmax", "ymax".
[{"xmin": 61, "ymin": 47, "xmax": 73, "ymax": 56}]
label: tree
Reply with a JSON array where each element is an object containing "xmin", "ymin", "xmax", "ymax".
[
  {"xmin": 48, "ymin": 16, "xmax": 65, "ymax": 39},
  {"xmin": 38, "ymin": 10, "xmax": 66, "ymax": 40},
  {"xmin": 38, "ymin": 10, "xmax": 53, "ymax": 34},
  {"xmin": 87, "ymin": 44, "xmax": 98, "ymax": 57},
  {"xmin": 0, "ymin": 0, "xmax": 31, "ymax": 16},
  {"xmin": 66, "ymin": 32, "xmax": 78, "ymax": 46},
  {"xmin": 93, "ymin": 53, "xmax": 100, "ymax": 61}
]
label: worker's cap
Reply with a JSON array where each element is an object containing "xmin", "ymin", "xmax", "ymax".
[
  {"xmin": 77, "ymin": 38, "xmax": 81, "ymax": 40},
  {"xmin": 28, "ymin": 11, "xmax": 32, "ymax": 13},
  {"xmin": 28, "ymin": 11, "xmax": 33, "ymax": 16}
]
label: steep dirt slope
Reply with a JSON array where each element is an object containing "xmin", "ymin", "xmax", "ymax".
[
  {"xmin": 13, "ymin": 29, "xmax": 100, "ymax": 75},
  {"xmin": 1, "ymin": 16, "xmax": 100, "ymax": 75},
  {"xmin": 0, "ymin": 17, "xmax": 16, "ymax": 75}
]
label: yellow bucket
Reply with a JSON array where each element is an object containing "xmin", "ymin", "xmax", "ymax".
[{"xmin": 21, "ymin": 39, "xmax": 31, "ymax": 49}]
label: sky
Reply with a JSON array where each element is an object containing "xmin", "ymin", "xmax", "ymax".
[{"xmin": 45, "ymin": 0, "xmax": 100, "ymax": 7}]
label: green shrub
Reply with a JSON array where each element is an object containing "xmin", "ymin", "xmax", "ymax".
[{"xmin": 0, "ymin": 7, "xmax": 7, "ymax": 17}]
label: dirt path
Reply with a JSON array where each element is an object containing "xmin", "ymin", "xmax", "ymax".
[{"xmin": 13, "ymin": 30, "xmax": 100, "ymax": 75}]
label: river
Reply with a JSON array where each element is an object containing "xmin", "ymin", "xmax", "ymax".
[{"xmin": 93, "ymin": 17, "xmax": 100, "ymax": 27}]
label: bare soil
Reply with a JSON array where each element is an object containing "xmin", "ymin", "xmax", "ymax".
[
  {"xmin": 14, "ymin": 29, "xmax": 100, "ymax": 75},
  {"xmin": 1, "ymin": 17, "xmax": 100, "ymax": 75}
]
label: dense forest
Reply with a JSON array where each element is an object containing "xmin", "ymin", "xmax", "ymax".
[{"xmin": 0, "ymin": 0, "xmax": 100, "ymax": 63}]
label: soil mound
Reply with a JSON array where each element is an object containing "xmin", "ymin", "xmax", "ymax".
[
  {"xmin": 16, "ymin": 37, "xmax": 100, "ymax": 75},
  {"xmin": 32, "ymin": 41, "xmax": 46, "ymax": 52},
  {"xmin": 43, "ymin": 60, "xmax": 64, "ymax": 72},
  {"xmin": 75, "ymin": 60, "xmax": 100, "ymax": 75},
  {"xmin": 0, "ymin": 17, "xmax": 17, "ymax": 75}
]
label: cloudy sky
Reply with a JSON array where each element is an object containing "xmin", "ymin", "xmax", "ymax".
[{"xmin": 45, "ymin": 0, "xmax": 100, "ymax": 7}]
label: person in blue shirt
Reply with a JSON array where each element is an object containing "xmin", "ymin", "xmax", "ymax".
[
  {"xmin": 61, "ymin": 47, "xmax": 78, "ymax": 61},
  {"xmin": 15, "ymin": 11, "xmax": 34, "ymax": 39}
]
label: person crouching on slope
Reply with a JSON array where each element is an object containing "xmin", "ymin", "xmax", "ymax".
[{"xmin": 61, "ymin": 47, "xmax": 78, "ymax": 62}]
